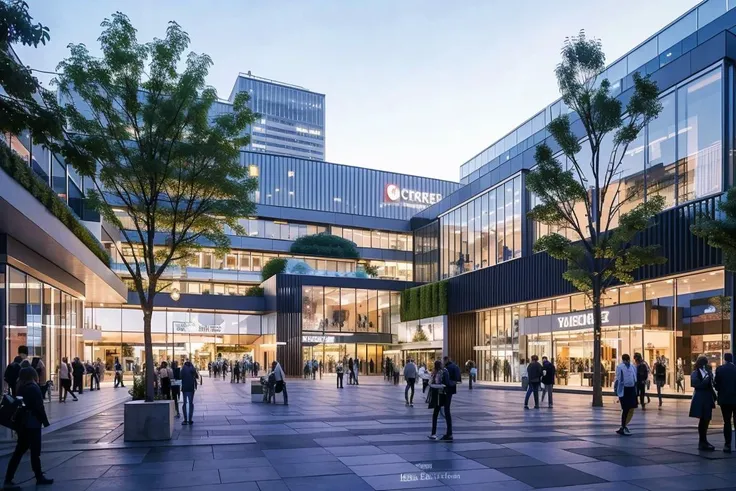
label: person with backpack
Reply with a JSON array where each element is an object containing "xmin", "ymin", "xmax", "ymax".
[
  {"xmin": 653, "ymin": 356, "xmax": 666, "ymax": 408},
  {"xmin": 634, "ymin": 353, "xmax": 650, "ymax": 410},
  {"xmin": 4, "ymin": 357, "xmax": 21, "ymax": 397}
]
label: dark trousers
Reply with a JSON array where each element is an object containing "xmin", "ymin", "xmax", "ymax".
[
  {"xmin": 234, "ymin": 373, "xmax": 240, "ymax": 383},
  {"xmin": 337, "ymin": 373, "xmax": 343, "ymax": 388},
  {"xmin": 698, "ymin": 418, "xmax": 711, "ymax": 443},
  {"xmin": 171, "ymin": 386, "xmax": 181, "ymax": 415},
  {"xmin": 524, "ymin": 382, "xmax": 540, "ymax": 407},
  {"xmin": 114, "ymin": 372, "xmax": 125, "ymax": 387},
  {"xmin": 161, "ymin": 378, "xmax": 171, "ymax": 400},
  {"xmin": 60, "ymin": 378, "xmax": 75, "ymax": 401},
  {"xmin": 422, "ymin": 379, "xmax": 428, "ymax": 393},
  {"xmin": 721, "ymin": 404, "xmax": 736, "ymax": 447},
  {"xmin": 431, "ymin": 393, "xmax": 453, "ymax": 436},
  {"xmin": 73, "ymin": 375, "xmax": 83, "ymax": 393},
  {"xmin": 5, "ymin": 428, "xmax": 42, "ymax": 481},
  {"xmin": 91, "ymin": 373, "xmax": 100, "ymax": 390},
  {"xmin": 637, "ymin": 382, "xmax": 647, "ymax": 406},
  {"xmin": 405, "ymin": 378, "xmax": 415, "ymax": 403}
]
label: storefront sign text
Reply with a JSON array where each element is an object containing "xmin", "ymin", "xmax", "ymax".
[
  {"xmin": 385, "ymin": 184, "xmax": 442, "ymax": 206},
  {"xmin": 302, "ymin": 335, "xmax": 336, "ymax": 344},
  {"xmin": 173, "ymin": 321, "xmax": 223, "ymax": 334},
  {"xmin": 556, "ymin": 311, "xmax": 610, "ymax": 329}
]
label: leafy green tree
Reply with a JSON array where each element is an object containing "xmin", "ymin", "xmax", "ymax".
[
  {"xmin": 261, "ymin": 258, "xmax": 287, "ymax": 281},
  {"xmin": 526, "ymin": 32, "xmax": 666, "ymax": 407},
  {"xmin": 0, "ymin": 0, "xmax": 66, "ymax": 145},
  {"xmin": 55, "ymin": 13, "xmax": 257, "ymax": 402}
]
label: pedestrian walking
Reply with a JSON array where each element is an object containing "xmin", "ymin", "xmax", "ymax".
[
  {"xmin": 418, "ymin": 363, "xmax": 430, "ymax": 394},
  {"xmin": 114, "ymin": 358, "xmax": 125, "ymax": 388},
  {"xmin": 171, "ymin": 360, "xmax": 181, "ymax": 419},
  {"xmin": 158, "ymin": 361, "xmax": 172, "ymax": 400},
  {"xmin": 715, "ymin": 352, "xmax": 736, "ymax": 453},
  {"xmin": 347, "ymin": 357, "xmax": 354, "ymax": 385},
  {"xmin": 615, "ymin": 353, "xmax": 638, "ymax": 436},
  {"xmin": 353, "ymin": 358, "xmax": 360, "ymax": 385},
  {"xmin": 634, "ymin": 353, "xmax": 649, "ymax": 410},
  {"xmin": 91, "ymin": 358, "xmax": 102, "ymax": 391},
  {"xmin": 4, "ymin": 357, "xmax": 21, "ymax": 397},
  {"xmin": 3, "ymin": 367, "xmax": 53, "ymax": 489},
  {"xmin": 540, "ymin": 356, "xmax": 556, "ymax": 407},
  {"xmin": 404, "ymin": 358, "xmax": 417, "ymax": 407},
  {"xmin": 234, "ymin": 361, "xmax": 241, "ymax": 383},
  {"xmin": 271, "ymin": 361, "xmax": 288, "ymax": 405},
  {"xmin": 428, "ymin": 360, "xmax": 452, "ymax": 441},
  {"xmin": 336, "ymin": 362, "xmax": 344, "ymax": 389},
  {"xmin": 71, "ymin": 357, "xmax": 84, "ymax": 394},
  {"xmin": 690, "ymin": 355, "xmax": 717, "ymax": 451},
  {"xmin": 524, "ymin": 355, "xmax": 543, "ymax": 409},
  {"xmin": 180, "ymin": 359, "xmax": 198, "ymax": 425},
  {"xmin": 653, "ymin": 356, "xmax": 666, "ymax": 408},
  {"xmin": 58, "ymin": 357, "xmax": 77, "ymax": 402}
]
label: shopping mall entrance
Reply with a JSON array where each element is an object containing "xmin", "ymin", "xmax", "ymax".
[{"xmin": 301, "ymin": 342, "xmax": 385, "ymax": 375}]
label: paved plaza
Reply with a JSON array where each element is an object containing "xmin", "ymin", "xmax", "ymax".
[{"xmin": 0, "ymin": 376, "xmax": 735, "ymax": 490}]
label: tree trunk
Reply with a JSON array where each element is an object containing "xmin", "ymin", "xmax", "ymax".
[
  {"xmin": 591, "ymin": 281, "xmax": 603, "ymax": 408},
  {"xmin": 143, "ymin": 309, "xmax": 155, "ymax": 403}
]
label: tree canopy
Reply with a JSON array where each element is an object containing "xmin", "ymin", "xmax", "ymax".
[
  {"xmin": 526, "ymin": 31, "xmax": 666, "ymax": 407},
  {"xmin": 0, "ymin": 0, "xmax": 65, "ymax": 145},
  {"xmin": 290, "ymin": 233, "xmax": 360, "ymax": 259},
  {"xmin": 55, "ymin": 12, "xmax": 257, "ymax": 401}
]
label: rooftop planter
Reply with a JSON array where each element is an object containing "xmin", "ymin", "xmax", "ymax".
[{"xmin": 0, "ymin": 142, "xmax": 111, "ymax": 265}]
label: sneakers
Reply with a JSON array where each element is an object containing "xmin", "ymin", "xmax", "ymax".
[
  {"xmin": 182, "ymin": 420, "xmax": 189, "ymax": 426},
  {"xmin": 623, "ymin": 427, "xmax": 631, "ymax": 435},
  {"xmin": 410, "ymin": 403, "xmax": 414, "ymax": 407},
  {"xmin": 405, "ymin": 401, "xmax": 409, "ymax": 406},
  {"xmin": 524, "ymin": 406, "xmax": 529, "ymax": 410},
  {"xmin": 724, "ymin": 445, "xmax": 732, "ymax": 453},
  {"xmin": 616, "ymin": 427, "xmax": 625, "ymax": 436},
  {"xmin": 428, "ymin": 434, "xmax": 437, "ymax": 440},
  {"xmin": 439, "ymin": 435, "xmax": 453, "ymax": 441},
  {"xmin": 36, "ymin": 475, "xmax": 53, "ymax": 486}
]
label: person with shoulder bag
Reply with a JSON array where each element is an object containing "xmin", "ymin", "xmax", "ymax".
[
  {"xmin": 428, "ymin": 360, "xmax": 451, "ymax": 441},
  {"xmin": 690, "ymin": 355, "xmax": 717, "ymax": 451},
  {"xmin": 3, "ymin": 367, "xmax": 53, "ymax": 488}
]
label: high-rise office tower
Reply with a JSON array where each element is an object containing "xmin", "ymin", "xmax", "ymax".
[{"xmin": 229, "ymin": 72, "xmax": 325, "ymax": 160}]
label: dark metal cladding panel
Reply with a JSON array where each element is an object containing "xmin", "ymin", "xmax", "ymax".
[
  {"xmin": 446, "ymin": 313, "xmax": 476, "ymax": 372},
  {"xmin": 275, "ymin": 274, "xmax": 303, "ymax": 376}
]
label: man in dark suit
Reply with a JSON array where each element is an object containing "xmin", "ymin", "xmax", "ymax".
[{"xmin": 715, "ymin": 352, "xmax": 736, "ymax": 453}]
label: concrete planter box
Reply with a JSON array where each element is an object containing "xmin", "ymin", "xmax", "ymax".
[{"xmin": 124, "ymin": 400, "xmax": 174, "ymax": 441}]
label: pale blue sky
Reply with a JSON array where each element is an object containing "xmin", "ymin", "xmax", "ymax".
[{"xmin": 20, "ymin": 0, "xmax": 698, "ymax": 182}]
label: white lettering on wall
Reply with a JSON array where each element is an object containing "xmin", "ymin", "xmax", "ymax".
[
  {"xmin": 385, "ymin": 183, "xmax": 442, "ymax": 207},
  {"xmin": 556, "ymin": 310, "xmax": 610, "ymax": 329}
]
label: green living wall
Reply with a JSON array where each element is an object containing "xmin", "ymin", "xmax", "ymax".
[{"xmin": 400, "ymin": 280, "xmax": 448, "ymax": 322}]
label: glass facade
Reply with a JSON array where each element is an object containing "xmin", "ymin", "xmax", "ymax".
[
  {"xmin": 1, "ymin": 265, "xmax": 84, "ymax": 387},
  {"xmin": 243, "ymin": 152, "xmax": 460, "ymax": 220},
  {"xmin": 331, "ymin": 227, "xmax": 413, "ymax": 251},
  {"xmin": 532, "ymin": 66, "xmax": 723, "ymax": 244},
  {"xmin": 440, "ymin": 174, "xmax": 522, "ymax": 279},
  {"xmin": 474, "ymin": 269, "xmax": 728, "ymax": 393},
  {"xmin": 233, "ymin": 75, "xmax": 325, "ymax": 160},
  {"xmin": 301, "ymin": 286, "xmax": 399, "ymax": 334},
  {"xmin": 84, "ymin": 305, "xmax": 266, "ymax": 381},
  {"xmin": 459, "ymin": 1, "xmax": 735, "ymax": 184},
  {"xmin": 414, "ymin": 221, "xmax": 440, "ymax": 283}
]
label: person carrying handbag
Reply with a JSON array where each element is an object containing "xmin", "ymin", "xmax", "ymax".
[
  {"xmin": 3, "ymin": 367, "xmax": 53, "ymax": 488},
  {"xmin": 427, "ymin": 360, "xmax": 452, "ymax": 441}
]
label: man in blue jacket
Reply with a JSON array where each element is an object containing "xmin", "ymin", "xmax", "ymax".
[{"xmin": 180, "ymin": 360, "xmax": 199, "ymax": 426}]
